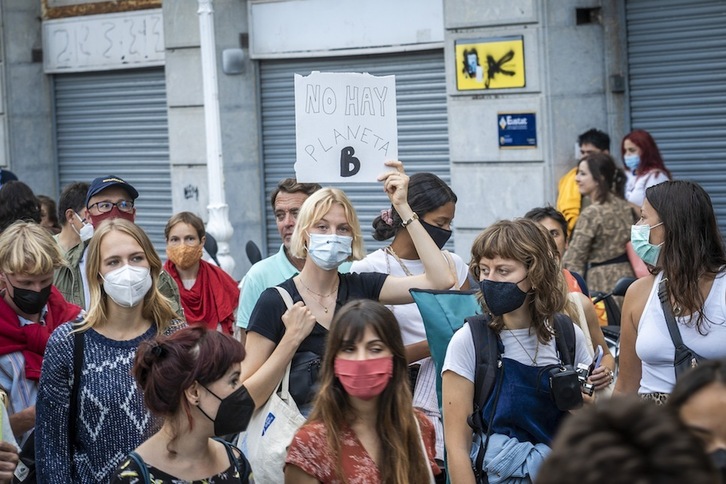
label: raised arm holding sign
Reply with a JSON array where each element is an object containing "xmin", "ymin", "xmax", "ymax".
[{"xmin": 294, "ymin": 72, "xmax": 398, "ymax": 183}]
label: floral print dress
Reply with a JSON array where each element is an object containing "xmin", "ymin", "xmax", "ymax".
[{"xmin": 286, "ymin": 412, "xmax": 439, "ymax": 483}]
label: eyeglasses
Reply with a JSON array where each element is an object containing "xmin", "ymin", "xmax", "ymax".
[{"xmin": 88, "ymin": 200, "xmax": 135, "ymax": 213}]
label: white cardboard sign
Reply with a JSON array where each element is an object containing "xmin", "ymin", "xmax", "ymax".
[{"xmin": 294, "ymin": 72, "xmax": 398, "ymax": 183}]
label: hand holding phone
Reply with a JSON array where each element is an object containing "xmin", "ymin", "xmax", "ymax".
[{"xmin": 589, "ymin": 345, "xmax": 604, "ymax": 374}]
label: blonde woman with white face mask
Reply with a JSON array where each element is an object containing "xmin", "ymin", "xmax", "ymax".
[
  {"xmin": 241, "ymin": 161, "xmax": 456, "ymax": 415},
  {"xmin": 36, "ymin": 219, "xmax": 184, "ymax": 483}
]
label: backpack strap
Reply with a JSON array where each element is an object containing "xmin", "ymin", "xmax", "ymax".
[
  {"xmin": 466, "ymin": 314, "xmax": 501, "ymax": 484},
  {"xmin": 127, "ymin": 451, "xmax": 151, "ymax": 484},
  {"xmin": 466, "ymin": 314, "xmax": 499, "ymax": 432},
  {"xmin": 68, "ymin": 328, "xmax": 85, "ymax": 456},
  {"xmin": 553, "ymin": 313, "xmax": 576, "ymax": 366}
]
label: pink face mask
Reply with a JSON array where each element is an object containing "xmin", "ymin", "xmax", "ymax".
[
  {"xmin": 334, "ymin": 356, "xmax": 393, "ymax": 400},
  {"xmin": 89, "ymin": 207, "xmax": 134, "ymax": 228}
]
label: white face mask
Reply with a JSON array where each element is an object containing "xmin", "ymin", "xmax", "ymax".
[
  {"xmin": 101, "ymin": 265, "xmax": 152, "ymax": 307},
  {"xmin": 307, "ymin": 233, "xmax": 353, "ymax": 271},
  {"xmin": 74, "ymin": 213, "xmax": 94, "ymax": 242}
]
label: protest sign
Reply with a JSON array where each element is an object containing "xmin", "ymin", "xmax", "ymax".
[{"xmin": 294, "ymin": 71, "xmax": 398, "ymax": 183}]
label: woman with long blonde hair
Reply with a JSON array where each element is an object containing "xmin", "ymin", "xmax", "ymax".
[
  {"xmin": 36, "ymin": 218, "xmax": 184, "ymax": 483},
  {"xmin": 285, "ymin": 299, "xmax": 440, "ymax": 483}
]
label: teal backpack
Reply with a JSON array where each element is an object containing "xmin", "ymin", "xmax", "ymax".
[{"xmin": 409, "ymin": 289, "xmax": 481, "ymax": 410}]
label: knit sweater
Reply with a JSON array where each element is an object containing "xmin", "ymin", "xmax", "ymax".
[{"xmin": 35, "ymin": 320, "xmax": 184, "ymax": 483}]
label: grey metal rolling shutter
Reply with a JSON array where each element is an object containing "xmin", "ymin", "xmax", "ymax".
[
  {"xmin": 54, "ymin": 68, "xmax": 173, "ymax": 251},
  {"xmin": 626, "ymin": 0, "xmax": 726, "ymax": 234},
  {"xmin": 259, "ymin": 50, "xmax": 450, "ymax": 256}
]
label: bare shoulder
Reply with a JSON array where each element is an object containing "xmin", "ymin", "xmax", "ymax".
[
  {"xmin": 625, "ymin": 275, "xmax": 656, "ymax": 300},
  {"xmin": 622, "ymin": 275, "xmax": 657, "ymax": 329}
]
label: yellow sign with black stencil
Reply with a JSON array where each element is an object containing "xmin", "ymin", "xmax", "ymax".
[{"xmin": 455, "ymin": 36, "xmax": 525, "ymax": 90}]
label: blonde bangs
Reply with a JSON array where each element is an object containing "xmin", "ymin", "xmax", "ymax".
[
  {"xmin": 0, "ymin": 222, "xmax": 64, "ymax": 276},
  {"xmin": 289, "ymin": 187, "xmax": 364, "ymax": 260}
]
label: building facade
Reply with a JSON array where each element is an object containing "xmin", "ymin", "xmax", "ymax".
[{"xmin": 1, "ymin": 0, "xmax": 724, "ymax": 278}]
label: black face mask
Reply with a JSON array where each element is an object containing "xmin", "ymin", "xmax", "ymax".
[
  {"xmin": 420, "ymin": 219, "xmax": 452, "ymax": 249},
  {"xmin": 198, "ymin": 384, "xmax": 255, "ymax": 436},
  {"xmin": 479, "ymin": 277, "xmax": 528, "ymax": 316},
  {"xmin": 9, "ymin": 283, "xmax": 52, "ymax": 315}
]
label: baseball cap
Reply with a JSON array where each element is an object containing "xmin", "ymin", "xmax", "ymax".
[{"xmin": 85, "ymin": 175, "xmax": 139, "ymax": 208}]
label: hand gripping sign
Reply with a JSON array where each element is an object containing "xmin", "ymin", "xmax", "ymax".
[{"xmin": 294, "ymin": 72, "xmax": 398, "ymax": 183}]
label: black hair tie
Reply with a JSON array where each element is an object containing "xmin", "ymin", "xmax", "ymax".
[{"xmin": 151, "ymin": 343, "xmax": 168, "ymax": 358}]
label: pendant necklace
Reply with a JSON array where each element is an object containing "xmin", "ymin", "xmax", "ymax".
[
  {"xmin": 506, "ymin": 327, "xmax": 540, "ymax": 366},
  {"xmin": 298, "ymin": 275, "xmax": 338, "ymax": 314}
]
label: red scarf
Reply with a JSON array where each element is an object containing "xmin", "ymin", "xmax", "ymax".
[
  {"xmin": 165, "ymin": 259, "xmax": 240, "ymax": 334},
  {"xmin": 0, "ymin": 286, "xmax": 82, "ymax": 381}
]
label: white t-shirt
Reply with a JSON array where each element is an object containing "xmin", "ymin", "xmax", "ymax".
[
  {"xmin": 636, "ymin": 271, "xmax": 726, "ymax": 394},
  {"xmin": 350, "ymin": 248, "xmax": 470, "ymax": 346},
  {"xmin": 442, "ymin": 322, "xmax": 592, "ymax": 383},
  {"xmin": 625, "ymin": 170, "xmax": 670, "ymax": 207}
]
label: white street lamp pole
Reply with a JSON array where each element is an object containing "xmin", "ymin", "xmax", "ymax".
[{"xmin": 197, "ymin": 0, "xmax": 235, "ymax": 275}]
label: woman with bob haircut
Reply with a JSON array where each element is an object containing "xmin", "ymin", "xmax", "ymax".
[
  {"xmin": 285, "ymin": 299, "xmax": 440, "ymax": 483},
  {"xmin": 615, "ymin": 181, "xmax": 726, "ymax": 404},
  {"xmin": 242, "ymin": 161, "xmax": 455, "ymax": 414},
  {"xmin": 164, "ymin": 211, "xmax": 240, "ymax": 334},
  {"xmin": 36, "ymin": 219, "xmax": 185, "ymax": 483},
  {"xmin": 443, "ymin": 219, "xmax": 592, "ymax": 483},
  {"xmin": 110, "ymin": 325, "xmax": 253, "ymax": 483},
  {"xmin": 621, "ymin": 129, "xmax": 671, "ymax": 207},
  {"xmin": 563, "ymin": 152, "xmax": 635, "ymax": 295},
  {"xmin": 0, "ymin": 222, "xmax": 82, "ymax": 439}
]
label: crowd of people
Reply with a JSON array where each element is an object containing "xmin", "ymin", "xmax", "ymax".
[{"xmin": 0, "ymin": 125, "xmax": 722, "ymax": 484}]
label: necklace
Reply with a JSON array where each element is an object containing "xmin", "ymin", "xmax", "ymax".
[
  {"xmin": 506, "ymin": 327, "xmax": 539, "ymax": 366},
  {"xmin": 384, "ymin": 246, "xmax": 413, "ymax": 276},
  {"xmin": 298, "ymin": 275, "xmax": 338, "ymax": 314}
]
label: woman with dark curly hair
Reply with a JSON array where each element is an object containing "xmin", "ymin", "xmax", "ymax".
[
  {"xmin": 537, "ymin": 396, "xmax": 718, "ymax": 484},
  {"xmin": 0, "ymin": 181, "xmax": 41, "ymax": 233},
  {"xmin": 443, "ymin": 219, "xmax": 593, "ymax": 483}
]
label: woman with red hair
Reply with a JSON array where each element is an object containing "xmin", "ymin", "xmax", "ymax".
[{"xmin": 621, "ymin": 129, "xmax": 672, "ymax": 207}]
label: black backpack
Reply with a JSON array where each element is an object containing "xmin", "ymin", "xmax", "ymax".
[{"xmin": 465, "ymin": 313, "xmax": 576, "ymax": 483}]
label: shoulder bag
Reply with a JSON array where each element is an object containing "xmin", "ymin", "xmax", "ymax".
[
  {"xmin": 236, "ymin": 286, "xmax": 307, "ymax": 484},
  {"xmin": 658, "ymin": 278, "xmax": 706, "ymax": 380}
]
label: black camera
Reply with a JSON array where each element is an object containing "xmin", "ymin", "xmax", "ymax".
[{"xmin": 549, "ymin": 366, "xmax": 583, "ymax": 411}]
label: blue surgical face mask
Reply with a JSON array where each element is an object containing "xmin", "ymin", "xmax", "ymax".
[
  {"xmin": 624, "ymin": 154, "xmax": 640, "ymax": 171},
  {"xmin": 631, "ymin": 222, "xmax": 663, "ymax": 266},
  {"xmin": 307, "ymin": 233, "xmax": 353, "ymax": 271}
]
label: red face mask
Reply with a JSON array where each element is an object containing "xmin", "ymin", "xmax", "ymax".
[
  {"xmin": 89, "ymin": 207, "xmax": 135, "ymax": 228},
  {"xmin": 334, "ymin": 356, "xmax": 393, "ymax": 400}
]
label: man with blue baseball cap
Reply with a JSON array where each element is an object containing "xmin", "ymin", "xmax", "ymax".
[
  {"xmin": 54, "ymin": 175, "xmax": 181, "ymax": 315},
  {"xmin": 83, "ymin": 176, "xmax": 139, "ymax": 228}
]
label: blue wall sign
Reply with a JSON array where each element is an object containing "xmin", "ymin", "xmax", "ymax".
[{"xmin": 498, "ymin": 112, "xmax": 537, "ymax": 149}]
